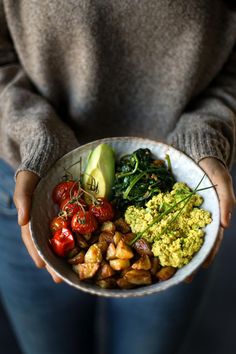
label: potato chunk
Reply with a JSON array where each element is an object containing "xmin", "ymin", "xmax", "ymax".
[
  {"xmin": 66, "ymin": 247, "xmax": 80, "ymax": 259},
  {"xmin": 76, "ymin": 234, "xmax": 89, "ymax": 249},
  {"xmin": 96, "ymin": 262, "xmax": 115, "ymax": 280},
  {"xmin": 68, "ymin": 250, "xmax": 85, "ymax": 265},
  {"xmin": 106, "ymin": 243, "xmax": 116, "ymax": 260},
  {"xmin": 97, "ymin": 241, "xmax": 109, "ymax": 254},
  {"xmin": 73, "ymin": 263, "xmax": 100, "ymax": 280},
  {"xmin": 98, "ymin": 231, "xmax": 114, "ymax": 244},
  {"xmin": 131, "ymin": 255, "xmax": 151, "ymax": 270},
  {"xmin": 113, "ymin": 231, "xmax": 123, "ymax": 245},
  {"xmin": 84, "ymin": 244, "xmax": 103, "ymax": 263},
  {"xmin": 100, "ymin": 221, "xmax": 116, "ymax": 234},
  {"xmin": 109, "ymin": 259, "xmax": 130, "ymax": 271},
  {"xmin": 124, "ymin": 270, "xmax": 152, "ymax": 285},
  {"xmin": 123, "ymin": 233, "xmax": 136, "ymax": 245},
  {"xmin": 115, "ymin": 240, "xmax": 134, "ymax": 260},
  {"xmin": 133, "ymin": 238, "xmax": 153, "ymax": 256},
  {"xmin": 156, "ymin": 266, "xmax": 176, "ymax": 281},
  {"xmin": 117, "ymin": 277, "xmax": 135, "ymax": 289},
  {"xmin": 150, "ymin": 257, "xmax": 161, "ymax": 275},
  {"xmin": 114, "ymin": 218, "xmax": 131, "ymax": 233},
  {"xmin": 96, "ymin": 278, "xmax": 117, "ymax": 289}
]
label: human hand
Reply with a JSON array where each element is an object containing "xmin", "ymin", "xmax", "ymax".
[
  {"xmin": 14, "ymin": 171, "xmax": 62, "ymax": 283},
  {"xmin": 185, "ymin": 157, "xmax": 235, "ymax": 282},
  {"xmin": 199, "ymin": 157, "xmax": 235, "ymax": 266}
]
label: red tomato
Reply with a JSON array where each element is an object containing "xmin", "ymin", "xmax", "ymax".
[
  {"xmin": 71, "ymin": 210, "xmax": 98, "ymax": 234},
  {"xmin": 60, "ymin": 198, "xmax": 86, "ymax": 218},
  {"xmin": 50, "ymin": 216, "xmax": 70, "ymax": 235},
  {"xmin": 89, "ymin": 198, "xmax": 114, "ymax": 223},
  {"xmin": 50, "ymin": 228, "xmax": 75, "ymax": 257},
  {"xmin": 52, "ymin": 181, "xmax": 79, "ymax": 204}
]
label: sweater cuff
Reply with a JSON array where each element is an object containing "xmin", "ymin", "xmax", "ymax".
[
  {"xmin": 167, "ymin": 129, "xmax": 231, "ymax": 168},
  {"xmin": 15, "ymin": 131, "xmax": 79, "ymax": 179}
]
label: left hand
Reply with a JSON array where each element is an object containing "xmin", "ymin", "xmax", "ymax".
[{"xmin": 185, "ymin": 157, "xmax": 235, "ymax": 282}]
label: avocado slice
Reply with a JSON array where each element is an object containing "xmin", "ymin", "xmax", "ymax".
[{"xmin": 82, "ymin": 143, "xmax": 115, "ymax": 200}]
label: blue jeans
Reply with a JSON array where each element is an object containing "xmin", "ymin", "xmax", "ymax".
[{"xmin": 0, "ymin": 158, "xmax": 209, "ymax": 354}]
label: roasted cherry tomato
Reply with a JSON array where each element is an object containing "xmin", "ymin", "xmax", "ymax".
[
  {"xmin": 50, "ymin": 216, "xmax": 70, "ymax": 235},
  {"xmin": 60, "ymin": 198, "xmax": 86, "ymax": 218},
  {"xmin": 71, "ymin": 210, "xmax": 98, "ymax": 234},
  {"xmin": 89, "ymin": 198, "xmax": 115, "ymax": 223},
  {"xmin": 52, "ymin": 181, "xmax": 79, "ymax": 205},
  {"xmin": 50, "ymin": 228, "xmax": 75, "ymax": 257}
]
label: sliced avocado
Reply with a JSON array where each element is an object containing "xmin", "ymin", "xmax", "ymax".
[{"xmin": 82, "ymin": 143, "xmax": 115, "ymax": 200}]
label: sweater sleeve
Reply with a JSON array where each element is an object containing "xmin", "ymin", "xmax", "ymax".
[
  {"xmin": 0, "ymin": 4, "xmax": 79, "ymax": 178},
  {"xmin": 167, "ymin": 44, "xmax": 236, "ymax": 169}
]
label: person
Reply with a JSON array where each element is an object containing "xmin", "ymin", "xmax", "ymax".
[{"xmin": 0, "ymin": 1, "xmax": 235, "ymax": 354}]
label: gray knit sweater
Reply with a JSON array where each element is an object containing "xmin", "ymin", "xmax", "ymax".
[{"xmin": 0, "ymin": 0, "xmax": 236, "ymax": 177}]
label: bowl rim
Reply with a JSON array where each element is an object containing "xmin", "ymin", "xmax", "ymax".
[{"xmin": 29, "ymin": 136, "xmax": 220, "ymax": 297}]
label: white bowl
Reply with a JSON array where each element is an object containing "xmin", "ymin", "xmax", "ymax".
[{"xmin": 30, "ymin": 137, "xmax": 220, "ymax": 297}]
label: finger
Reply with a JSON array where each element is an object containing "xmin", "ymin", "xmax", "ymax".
[
  {"xmin": 202, "ymin": 227, "xmax": 224, "ymax": 268},
  {"xmin": 184, "ymin": 270, "xmax": 198, "ymax": 284},
  {"xmin": 14, "ymin": 171, "xmax": 40, "ymax": 226},
  {"xmin": 21, "ymin": 224, "xmax": 45, "ymax": 268},
  {"xmin": 214, "ymin": 172, "xmax": 235, "ymax": 228},
  {"xmin": 22, "ymin": 225, "xmax": 63, "ymax": 282},
  {"xmin": 46, "ymin": 265, "xmax": 63, "ymax": 283},
  {"xmin": 199, "ymin": 159, "xmax": 235, "ymax": 228}
]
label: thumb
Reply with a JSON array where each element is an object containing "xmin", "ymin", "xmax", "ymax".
[{"xmin": 14, "ymin": 171, "xmax": 40, "ymax": 225}]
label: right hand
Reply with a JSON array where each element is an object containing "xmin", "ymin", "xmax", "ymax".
[{"xmin": 14, "ymin": 170, "xmax": 62, "ymax": 283}]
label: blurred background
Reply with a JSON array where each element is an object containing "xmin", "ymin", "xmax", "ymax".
[{"xmin": 0, "ymin": 165, "xmax": 235, "ymax": 354}]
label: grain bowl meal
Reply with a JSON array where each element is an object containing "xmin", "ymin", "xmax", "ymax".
[{"xmin": 48, "ymin": 143, "xmax": 212, "ymax": 290}]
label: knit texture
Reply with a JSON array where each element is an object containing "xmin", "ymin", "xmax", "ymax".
[{"xmin": 0, "ymin": 0, "xmax": 236, "ymax": 177}]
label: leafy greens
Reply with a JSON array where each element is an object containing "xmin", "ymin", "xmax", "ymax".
[{"xmin": 111, "ymin": 148, "xmax": 175, "ymax": 210}]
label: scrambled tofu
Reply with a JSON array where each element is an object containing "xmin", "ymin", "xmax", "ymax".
[{"xmin": 125, "ymin": 182, "xmax": 211, "ymax": 268}]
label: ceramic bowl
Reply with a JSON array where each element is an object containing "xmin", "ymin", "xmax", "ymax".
[{"xmin": 30, "ymin": 137, "xmax": 220, "ymax": 297}]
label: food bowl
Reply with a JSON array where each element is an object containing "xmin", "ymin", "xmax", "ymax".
[{"xmin": 29, "ymin": 137, "xmax": 220, "ymax": 297}]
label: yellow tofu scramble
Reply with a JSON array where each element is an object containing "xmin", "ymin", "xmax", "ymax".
[{"xmin": 125, "ymin": 182, "xmax": 212, "ymax": 268}]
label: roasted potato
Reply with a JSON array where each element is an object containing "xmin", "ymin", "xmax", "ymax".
[
  {"xmin": 96, "ymin": 262, "xmax": 115, "ymax": 280},
  {"xmin": 73, "ymin": 262, "xmax": 100, "ymax": 280},
  {"xmin": 117, "ymin": 277, "xmax": 135, "ymax": 289},
  {"xmin": 100, "ymin": 221, "xmax": 116, "ymax": 234},
  {"xmin": 123, "ymin": 232, "xmax": 136, "ymax": 244},
  {"xmin": 150, "ymin": 257, "xmax": 161, "ymax": 275},
  {"xmin": 76, "ymin": 234, "xmax": 89, "ymax": 249},
  {"xmin": 124, "ymin": 269, "xmax": 152, "ymax": 285},
  {"xmin": 106, "ymin": 243, "xmax": 116, "ymax": 260},
  {"xmin": 66, "ymin": 247, "xmax": 80, "ymax": 259},
  {"xmin": 131, "ymin": 255, "xmax": 151, "ymax": 270},
  {"xmin": 97, "ymin": 240, "xmax": 109, "ymax": 254},
  {"xmin": 156, "ymin": 266, "xmax": 176, "ymax": 281},
  {"xmin": 115, "ymin": 240, "xmax": 134, "ymax": 260},
  {"xmin": 68, "ymin": 250, "xmax": 85, "ymax": 265},
  {"xmin": 114, "ymin": 218, "xmax": 131, "ymax": 233},
  {"xmin": 133, "ymin": 238, "xmax": 153, "ymax": 256},
  {"xmin": 84, "ymin": 244, "xmax": 103, "ymax": 263},
  {"xmin": 96, "ymin": 278, "xmax": 117, "ymax": 289},
  {"xmin": 109, "ymin": 259, "xmax": 130, "ymax": 271},
  {"xmin": 98, "ymin": 231, "xmax": 114, "ymax": 244},
  {"xmin": 113, "ymin": 231, "xmax": 123, "ymax": 245},
  {"xmin": 69, "ymin": 216, "xmax": 178, "ymax": 289}
]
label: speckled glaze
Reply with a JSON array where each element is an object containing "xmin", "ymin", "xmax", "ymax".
[{"xmin": 29, "ymin": 137, "xmax": 220, "ymax": 298}]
